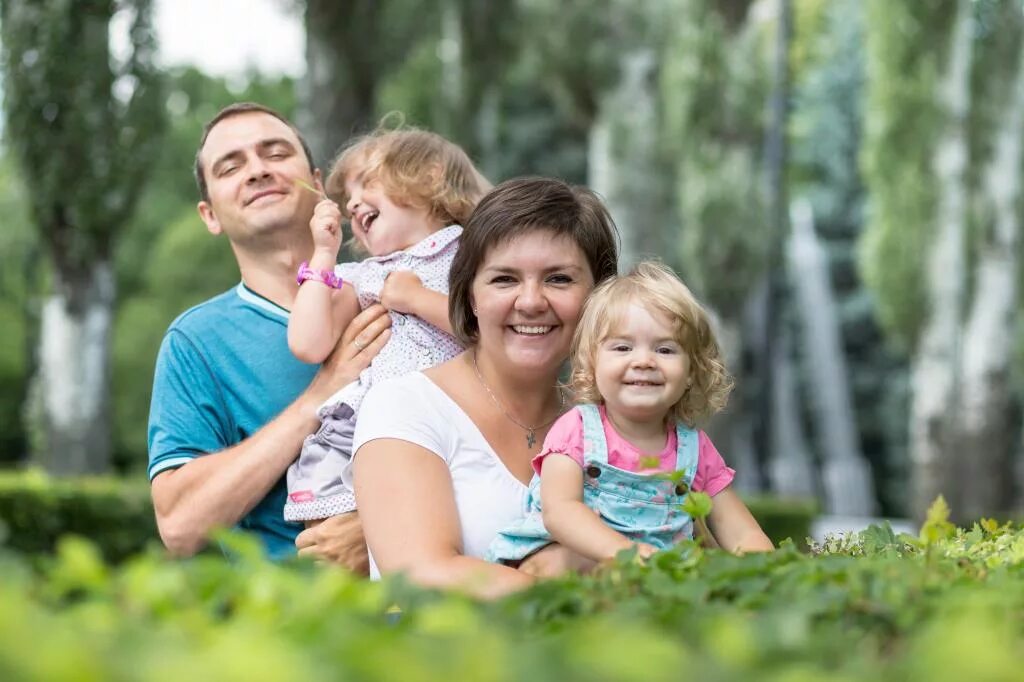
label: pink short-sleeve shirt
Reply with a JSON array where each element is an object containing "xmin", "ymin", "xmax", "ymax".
[{"xmin": 533, "ymin": 405, "xmax": 735, "ymax": 496}]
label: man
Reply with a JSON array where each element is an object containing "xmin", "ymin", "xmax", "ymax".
[{"xmin": 148, "ymin": 103, "xmax": 390, "ymax": 569}]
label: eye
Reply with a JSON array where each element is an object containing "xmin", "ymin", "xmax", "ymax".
[
  {"xmin": 609, "ymin": 343, "xmax": 631, "ymax": 352},
  {"xmin": 656, "ymin": 346, "xmax": 679, "ymax": 355},
  {"xmin": 489, "ymin": 275, "xmax": 515, "ymax": 285},
  {"xmin": 547, "ymin": 273, "xmax": 573, "ymax": 284},
  {"xmin": 219, "ymin": 165, "xmax": 238, "ymax": 177}
]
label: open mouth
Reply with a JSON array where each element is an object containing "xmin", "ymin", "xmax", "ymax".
[
  {"xmin": 624, "ymin": 380, "xmax": 663, "ymax": 387},
  {"xmin": 358, "ymin": 210, "xmax": 380, "ymax": 233},
  {"xmin": 511, "ymin": 325, "xmax": 553, "ymax": 336}
]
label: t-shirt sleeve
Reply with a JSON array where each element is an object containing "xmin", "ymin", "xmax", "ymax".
[
  {"xmin": 334, "ymin": 260, "xmax": 363, "ymax": 286},
  {"xmin": 692, "ymin": 431, "xmax": 735, "ymax": 496},
  {"xmin": 147, "ymin": 329, "xmax": 232, "ymax": 481},
  {"xmin": 352, "ymin": 376, "xmax": 451, "ymax": 463},
  {"xmin": 531, "ymin": 408, "xmax": 586, "ymax": 476}
]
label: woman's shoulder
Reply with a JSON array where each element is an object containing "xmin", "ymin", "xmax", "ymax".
[{"xmin": 362, "ymin": 372, "xmax": 439, "ymax": 409}]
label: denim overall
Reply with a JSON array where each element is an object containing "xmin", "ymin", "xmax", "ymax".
[{"xmin": 486, "ymin": 403, "xmax": 699, "ymax": 564}]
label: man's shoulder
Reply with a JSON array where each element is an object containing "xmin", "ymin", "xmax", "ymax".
[{"xmin": 167, "ymin": 286, "xmax": 242, "ymax": 335}]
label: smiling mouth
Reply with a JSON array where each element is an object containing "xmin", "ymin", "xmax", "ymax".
[
  {"xmin": 511, "ymin": 325, "xmax": 553, "ymax": 336},
  {"xmin": 246, "ymin": 190, "xmax": 285, "ymax": 206},
  {"xmin": 358, "ymin": 210, "xmax": 380, "ymax": 232},
  {"xmin": 624, "ymin": 380, "xmax": 663, "ymax": 387}
]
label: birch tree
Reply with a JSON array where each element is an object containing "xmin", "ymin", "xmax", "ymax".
[
  {"xmin": 862, "ymin": 0, "xmax": 1024, "ymax": 521},
  {"xmin": 0, "ymin": 0, "xmax": 165, "ymax": 474}
]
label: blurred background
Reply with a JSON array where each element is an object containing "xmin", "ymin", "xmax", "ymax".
[{"xmin": 0, "ymin": 0, "xmax": 1020, "ymax": 531}]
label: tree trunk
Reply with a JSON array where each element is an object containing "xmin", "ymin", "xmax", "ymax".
[
  {"xmin": 909, "ymin": 0, "xmax": 973, "ymax": 521},
  {"xmin": 299, "ymin": 1, "xmax": 381, "ymax": 165},
  {"xmin": 587, "ymin": 48, "xmax": 667, "ymax": 271},
  {"xmin": 33, "ymin": 260, "xmax": 115, "ymax": 475},
  {"xmin": 789, "ymin": 199, "xmax": 876, "ymax": 514},
  {"xmin": 955, "ymin": 39, "xmax": 1024, "ymax": 521}
]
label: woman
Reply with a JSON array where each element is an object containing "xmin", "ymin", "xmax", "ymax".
[{"xmin": 353, "ymin": 177, "xmax": 620, "ymax": 598}]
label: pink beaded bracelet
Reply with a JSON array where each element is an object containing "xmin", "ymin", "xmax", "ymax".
[{"xmin": 296, "ymin": 261, "xmax": 344, "ymax": 289}]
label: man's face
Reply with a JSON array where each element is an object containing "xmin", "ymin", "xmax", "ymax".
[{"xmin": 197, "ymin": 112, "xmax": 320, "ymax": 246}]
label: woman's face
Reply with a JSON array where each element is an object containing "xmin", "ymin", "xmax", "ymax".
[{"xmin": 471, "ymin": 229, "xmax": 595, "ymax": 375}]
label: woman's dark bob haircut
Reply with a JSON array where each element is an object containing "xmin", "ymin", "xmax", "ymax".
[{"xmin": 449, "ymin": 176, "xmax": 620, "ymax": 345}]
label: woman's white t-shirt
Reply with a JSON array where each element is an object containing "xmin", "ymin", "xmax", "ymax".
[{"xmin": 352, "ymin": 372, "xmax": 530, "ymax": 577}]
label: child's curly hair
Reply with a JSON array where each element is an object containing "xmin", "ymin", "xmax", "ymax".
[
  {"xmin": 325, "ymin": 123, "xmax": 490, "ymax": 232},
  {"xmin": 569, "ymin": 260, "xmax": 733, "ymax": 428}
]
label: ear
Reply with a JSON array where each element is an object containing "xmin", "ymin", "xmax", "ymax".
[
  {"xmin": 197, "ymin": 201, "xmax": 222, "ymax": 236},
  {"xmin": 313, "ymin": 168, "xmax": 325, "ymax": 194}
]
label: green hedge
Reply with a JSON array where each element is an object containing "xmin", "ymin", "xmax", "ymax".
[
  {"xmin": 0, "ymin": 470, "xmax": 157, "ymax": 561},
  {"xmin": 0, "ymin": 503, "xmax": 1021, "ymax": 680},
  {"xmin": 0, "ymin": 470, "xmax": 816, "ymax": 560}
]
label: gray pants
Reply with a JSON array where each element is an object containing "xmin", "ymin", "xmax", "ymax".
[{"xmin": 284, "ymin": 403, "xmax": 357, "ymax": 522}]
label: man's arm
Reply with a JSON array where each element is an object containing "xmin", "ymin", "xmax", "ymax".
[{"xmin": 151, "ymin": 304, "xmax": 392, "ymax": 557}]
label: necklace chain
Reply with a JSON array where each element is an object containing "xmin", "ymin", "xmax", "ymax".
[{"xmin": 471, "ymin": 351, "xmax": 565, "ymax": 448}]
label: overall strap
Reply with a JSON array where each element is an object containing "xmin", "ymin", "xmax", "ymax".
[
  {"xmin": 673, "ymin": 421, "xmax": 700, "ymax": 487},
  {"xmin": 577, "ymin": 403, "xmax": 610, "ymax": 464}
]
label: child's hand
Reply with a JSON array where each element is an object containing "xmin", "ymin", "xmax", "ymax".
[
  {"xmin": 310, "ymin": 199, "xmax": 343, "ymax": 255},
  {"xmin": 380, "ymin": 270, "xmax": 425, "ymax": 314}
]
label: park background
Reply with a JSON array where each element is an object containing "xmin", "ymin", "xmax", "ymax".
[
  {"xmin": 3, "ymin": 2, "xmax": 1024, "ymax": 680},
  {"xmin": 2, "ymin": 0, "xmax": 1024, "ymax": 535}
]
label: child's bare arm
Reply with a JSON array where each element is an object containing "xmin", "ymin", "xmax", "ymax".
[
  {"xmin": 540, "ymin": 454, "xmax": 639, "ymax": 562},
  {"xmin": 380, "ymin": 271, "xmax": 454, "ymax": 335},
  {"xmin": 290, "ymin": 281, "xmax": 361, "ymax": 363},
  {"xmin": 706, "ymin": 487, "xmax": 774, "ymax": 553},
  {"xmin": 289, "ymin": 199, "xmax": 362, "ymax": 363}
]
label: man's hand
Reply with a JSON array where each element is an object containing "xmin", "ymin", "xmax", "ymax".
[
  {"xmin": 295, "ymin": 510, "xmax": 370, "ymax": 574},
  {"xmin": 380, "ymin": 270, "xmax": 425, "ymax": 315},
  {"xmin": 301, "ymin": 304, "xmax": 391, "ymax": 410}
]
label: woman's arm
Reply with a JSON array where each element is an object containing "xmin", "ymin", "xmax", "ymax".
[
  {"xmin": 540, "ymin": 454, "xmax": 642, "ymax": 562},
  {"xmin": 354, "ymin": 438, "xmax": 536, "ymax": 600},
  {"xmin": 706, "ymin": 487, "xmax": 774, "ymax": 553}
]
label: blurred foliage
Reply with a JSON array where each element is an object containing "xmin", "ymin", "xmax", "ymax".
[
  {"xmin": 0, "ymin": 469, "xmax": 157, "ymax": 562},
  {"xmin": 0, "ymin": 157, "xmax": 34, "ymax": 464},
  {"xmin": 661, "ymin": 0, "xmax": 771, "ymax": 317},
  {"xmin": 859, "ymin": 1, "xmax": 954, "ymax": 349},
  {"xmin": 0, "ymin": 503, "xmax": 1023, "ymax": 679},
  {"xmin": 0, "ymin": 0, "xmax": 165, "ymax": 285},
  {"xmin": 0, "ymin": 469, "xmax": 813, "ymax": 560},
  {"xmin": 789, "ymin": 0, "xmax": 909, "ymax": 516}
]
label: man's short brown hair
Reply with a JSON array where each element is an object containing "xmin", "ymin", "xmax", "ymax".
[
  {"xmin": 449, "ymin": 177, "xmax": 621, "ymax": 345},
  {"xmin": 194, "ymin": 102, "xmax": 316, "ymax": 202}
]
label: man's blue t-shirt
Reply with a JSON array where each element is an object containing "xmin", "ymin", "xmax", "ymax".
[{"xmin": 148, "ymin": 283, "xmax": 318, "ymax": 559}]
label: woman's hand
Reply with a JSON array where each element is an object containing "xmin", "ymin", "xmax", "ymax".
[{"xmin": 518, "ymin": 543, "xmax": 597, "ymax": 579}]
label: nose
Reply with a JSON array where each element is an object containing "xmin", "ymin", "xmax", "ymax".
[
  {"xmin": 346, "ymin": 190, "xmax": 361, "ymax": 216},
  {"xmin": 245, "ymin": 155, "xmax": 272, "ymax": 184},
  {"xmin": 630, "ymin": 348, "xmax": 655, "ymax": 367},
  {"xmin": 514, "ymin": 280, "xmax": 549, "ymax": 315}
]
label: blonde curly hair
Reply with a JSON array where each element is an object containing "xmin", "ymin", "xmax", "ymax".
[
  {"xmin": 325, "ymin": 124, "xmax": 490, "ymax": 235},
  {"xmin": 569, "ymin": 260, "xmax": 733, "ymax": 428}
]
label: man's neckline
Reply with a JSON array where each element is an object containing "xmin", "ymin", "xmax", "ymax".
[{"xmin": 236, "ymin": 282, "xmax": 289, "ymax": 319}]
